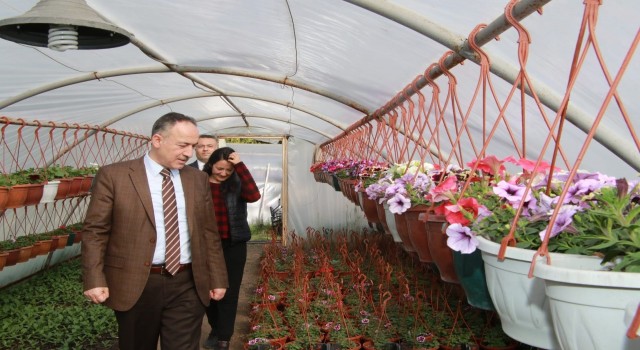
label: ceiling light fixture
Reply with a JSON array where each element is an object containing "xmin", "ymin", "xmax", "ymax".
[{"xmin": 0, "ymin": 0, "xmax": 131, "ymax": 52}]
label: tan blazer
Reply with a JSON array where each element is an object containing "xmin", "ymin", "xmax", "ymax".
[{"xmin": 81, "ymin": 157, "xmax": 228, "ymax": 311}]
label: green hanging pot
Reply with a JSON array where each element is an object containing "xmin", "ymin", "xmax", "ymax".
[{"xmin": 452, "ymin": 250, "xmax": 495, "ymax": 311}]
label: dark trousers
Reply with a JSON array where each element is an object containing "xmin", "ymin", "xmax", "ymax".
[
  {"xmin": 114, "ymin": 270, "xmax": 205, "ymax": 350},
  {"xmin": 206, "ymin": 241, "xmax": 247, "ymax": 341}
]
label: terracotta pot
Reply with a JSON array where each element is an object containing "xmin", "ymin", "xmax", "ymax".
[
  {"xmin": 357, "ymin": 191, "xmax": 381, "ymax": 224},
  {"xmin": 49, "ymin": 236, "xmax": 61, "ymax": 252},
  {"xmin": 79, "ymin": 175, "xmax": 94, "ymax": 194},
  {"xmin": 0, "ymin": 186, "xmax": 9, "ymax": 211},
  {"xmin": 53, "ymin": 234, "xmax": 69, "ymax": 249},
  {"xmin": 54, "ymin": 178, "xmax": 73, "ymax": 199},
  {"xmin": 30, "ymin": 241, "xmax": 43, "ymax": 258},
  {"xmin": 24, "ymin": 183, "xmax": 44, "ymax": 206},
  {"xmin": 424, "ymin": 215, "xmax": 459, "ymax": 284},
  {"xmin": 375, "ymin": 200, "xmax": 390, "ymax": 235},
  {"xmin": 4, "ymin": 249, "xmax": 21, "ymax": 266},
  {"xmin": 33, "ymin": 240, "xmax": 53, "ymax": 257},
  {"xmin": 0, "ymin": 252, "xmax": 8, "ymax": 271},
  {"xmin": 405, "ymin": 205, "xmax": 433, "ymax": 263},
  {"xmin": 67, "ymin": 177, "xmax": 84, "ymax": 197},
  {"xmin": 5, "ymin": 184, "xmax": 30, "ymax": 209},
  {"xmin": 341, "ymin": 178, "xmax": 358, "ymax": 204},
  {"xmin": 393, "ymin": 213, "xmax": 416, "ymax": 253},
  {"xmin": 17, "ymin": 245, "xmax": 33, "ymax": 263},
  {"xmin": 72, "ymin": 230, "xmax": 83, "ymax": 243}
]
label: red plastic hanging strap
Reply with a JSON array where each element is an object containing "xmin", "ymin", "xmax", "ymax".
[
  {"xmin": 627, "ymin": 304, "xmax": 640, "ymax": 339},
  {"xmin": 422, "ymin": 63, "xmax": 444, "ymax": 166}
]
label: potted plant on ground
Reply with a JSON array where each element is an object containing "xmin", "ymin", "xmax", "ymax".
[{"xmin": 478, "ymin": 322, "xmax": 518, "ymax": 350}]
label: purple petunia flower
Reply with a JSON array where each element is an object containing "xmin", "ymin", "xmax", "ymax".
[
  {"xmin": 388, "ymin": 193, "xmax": 411, "ymax": 214},
  {"xmin": 539, "ymin": 204, "xmax": 580, "ymax": 240},
  {"xmin": 493, "ymin": 180, "xmax": 532, "ymax": 206},
  {"xmin": 385, "ymin": 183, "xmax": 407, "ymax": 197},
  {"xmin": 365, "ymin": 183, "xmax": 383, "ymax": 200},
  {"xmin": 445, "ymin": 223, "xmax": 479, "ymax": 254},
  {"xmin": 565, "ymin": 178, "xmax": 615, "ymax": 205},
  {"xmin": 475, "ymin": 205, "xmax": 492, "ymax": 222}
]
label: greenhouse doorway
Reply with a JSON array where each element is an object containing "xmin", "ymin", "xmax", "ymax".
[{"xmin": 219, "ymin": 138, "xmax": 285, "ymax": 242}]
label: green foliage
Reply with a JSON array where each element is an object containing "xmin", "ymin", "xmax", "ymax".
[
  {"xmin": 38, "ymin": 164, "xmax": 99, "ymax": 180},
  {"xmin": 251, "ymin": 221, "xmax": 280, "ymax": 242},
  {"xmin": 226, "ymin": 137, "xmax": 268, "ymax": 144},
  {"xmin": 0, "ymin": 223, "xmax": 83, "ymax": 252},
  {"xmin": 480, "ymin": 323, "xmax": 516, "ymax": 347},
  {"xmin": 39, "ymin": 165, "xmax": 74, "ymax": 180},
  {"xmin": 0, "ymin": 258, "xmax": 117, "ymax": 349},
  {"xmin": 571, "ymin": 185, "xmax": 640, "ymax": 272},
  {"xmin": 0, "ymin": 168, "xmax": 42, "ymax": 186}
]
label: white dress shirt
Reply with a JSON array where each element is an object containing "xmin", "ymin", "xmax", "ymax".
[{"xmin": 144, "ymin": 154, "xmax": 192, "ymax": 265}]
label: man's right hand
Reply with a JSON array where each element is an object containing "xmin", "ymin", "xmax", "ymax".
[
  {"xmin": 210, "ymin": 288, "xmax": 226, "ymax": 301},
  {"xmin": 84, "ymin": 287, "xmax": 109, "ymax": 304}
]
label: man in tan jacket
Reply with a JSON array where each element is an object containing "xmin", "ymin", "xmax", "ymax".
[{"xmin": 82, "ymin": 112, "xmax": 228, "ymax": 350}]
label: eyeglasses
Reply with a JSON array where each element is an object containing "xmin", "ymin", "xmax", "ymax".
[{"xmin": 196, "ymin": 145, "xmax": 216, "ymax": 149}]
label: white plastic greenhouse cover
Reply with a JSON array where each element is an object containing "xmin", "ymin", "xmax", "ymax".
[{"xmin": 0, "ymin": 0, "xmax": 638, "ymax": 234}]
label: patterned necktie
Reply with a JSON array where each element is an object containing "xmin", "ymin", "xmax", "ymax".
[{"xmin": 160, "ymin": 168, "xmax": 180, "ymax": 275}]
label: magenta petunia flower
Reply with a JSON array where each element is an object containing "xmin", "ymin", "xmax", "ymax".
[{"xmin": 428, "ymin": 175, "xmax": 458, "ymax": 203}]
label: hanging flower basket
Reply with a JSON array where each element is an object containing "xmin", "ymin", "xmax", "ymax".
[
  {"xmin": 422, "ymin": 213, "xmax": 459, "ymax": 283},
  {"xmin": 532, "ymin": 254, "xmax": 640, "ymax": 350},
  {"xmin": 383, "ymin": 203, "xmax": 403, "ymax": 244},
  {"xmin": 476, "ymin": 236, "xmax": 559, "ymax": 349},
  {"xmin": 4, "ymin": 184, "xmax": 30, "ymax": 209},
  {"xmin": 393, "ymin": 212, "xmax": 416, "ymax": 253},
  {"xmin": 0, "ymin": 252, "xmax": 8, "ymax": 271},
  {"xmin": 404, "ymin": 205, "xmax": 433, "ymax": 263},
  {"xmin": 39, "ymin": 180, "xmax": 60, "ymax": 204},
  {"xmin": 451, "ymin": 250, "xmax": 494, "ymax": 311},
  {"xmin": 357, "ymin": 191, "xmax": 381, "ymax": 224}
]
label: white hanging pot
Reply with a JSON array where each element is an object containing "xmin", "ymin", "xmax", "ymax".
[
  {"xmin": 476, "ymin": 236, "xmax": 560, "ymax": 349},
  {"xmin": 533, "ymin": 254, "xmax": 640, "ymax": 350},
  {"xmin": 383, "ymin": 202, "xmax": 402, "ymax": 243},
  {"xmin": 39, "ymin": 180, "xmax": 60, "ymax": 204}
]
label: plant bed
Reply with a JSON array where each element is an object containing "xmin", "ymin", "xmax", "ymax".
[
  {"xmin": 0, "ymin": 258, "xmax": 117, "ymax": 349},
  {"xmin": 246, "ymin": 229, "xmax": 518, "ymax": 350}
]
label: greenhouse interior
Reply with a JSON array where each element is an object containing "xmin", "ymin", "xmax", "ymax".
[{"xmin": 0, "ymin": 0, "xmax": 638, "ymax": 349}]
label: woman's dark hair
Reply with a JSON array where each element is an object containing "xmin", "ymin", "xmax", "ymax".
[{"xmin": 203, "ymin": 147, "xmax": 240, "ymax": 194}]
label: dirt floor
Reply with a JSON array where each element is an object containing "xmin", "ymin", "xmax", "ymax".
[{"xmin": 198, "ymin": 241, "xmax": 264, "ymax": 350}]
